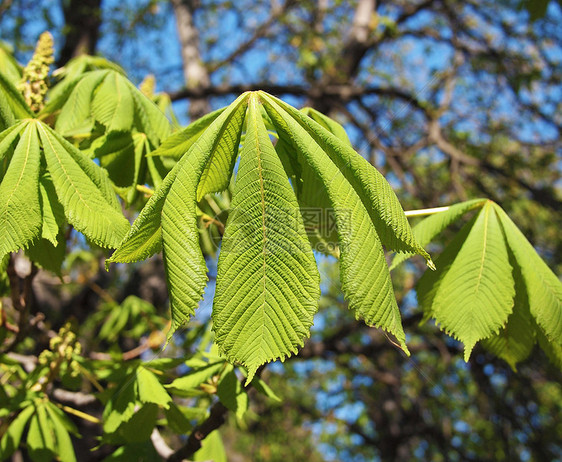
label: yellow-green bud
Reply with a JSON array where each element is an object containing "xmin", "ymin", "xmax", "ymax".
[
  {"xmin": 50, "ymin": 336, "xmax": 61, "ymax": 350},
  {"xmin": 139, "ymin": 74, "xmax": 156, "ymax": 98},
  {"xmin": 38, "ymin": 351, "xmax": 50, "ymax": 365},
  {"xmin": 65, "ymin": 345, "xmax": 73, "ymax": 359}
]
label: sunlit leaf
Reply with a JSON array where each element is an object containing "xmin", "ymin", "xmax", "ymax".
[
  {"xmin": 418, "ymin": 202, "xmax": 515, "ymax": 360},
  {"xmin": 213, "ymin": 94, "xmax": 320, "ymax": 380}
]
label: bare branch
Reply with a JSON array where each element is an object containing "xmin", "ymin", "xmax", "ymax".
[
  {"xmin": 6, "ymin": 352, "xmax": 37, "ymax": 372},
  {"xmin": 151, "ymin": 428, "xmax": 175, "ymax": 459},
  {"xmin": 89, "ymin": 339, "xmax": 152, "ymax": 361},
  {"xmin": 168, "ymin": 82, "xmax": 428, "ymax": 113},
  {"xmin": 427, "ymin": 120, "xmax": 479, "ymax": 166},
  {"xmin": 52, "ymin": 389, "xmax": 97, "ymax": 407},
  {"xmin": 208, "ymin": 0, "xmax": 297, "ymax": 72}
]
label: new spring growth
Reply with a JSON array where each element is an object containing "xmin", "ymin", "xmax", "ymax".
[
  {"xmin": 32, "ymin": 323, "xmax": 82, "ymax": 392},
  {"xmin": 18, "ymin": 31, "xmax": 54, "ymax": 113},
  {"xmin": 139, "ymin": 74, "xmax": 156, "ymax": 98}
]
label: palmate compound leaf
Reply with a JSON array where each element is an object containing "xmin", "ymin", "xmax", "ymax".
[
  {"xmin": 417, "ymin": 201, "xmax": 516, "ymax": 360},
  {"xmin": 0, "ymin": 119, "xmax": 129, "ymax": 262},
  {"xmin": 107, "ymin": 93, "xmax": 249, "ymax": 332},
  {"xmin": 42, "ymin": 56, "xmax": 125, "ymax": 119},
  {"xmin": 110, "ymin": 91, "xmax": 429, "ymax": 375},
  {"xmin": 262, "ymin": 93, "xmax": 432, "ymax": 265},
  {"xmin": 212, "ymin": 94, "xmax": 320, "ymax": 381},
  {"xmin": 260, "ymin": 92, "xmax": 411, "ymax": 353},
  {"xmin": 390, "ymin": 198, "xmax": 487, "ymax": 270},
  {"xmin": 401, "ymin": 199, "xmax": 561, "ymax": 369},
  {"xmin": 49, "ymin": 69, "xmax": 170, "ymax": 145},
  {"xmin": 90, "ymin": 70, "xmax": 135, "ymax": 133},
  {"xmin": 46, "ymin": 68, "xmax": 172, "ymax": 200},
  {"xmin": 51, "ymin": 70, "xmax": 107, "ymax": 136}
]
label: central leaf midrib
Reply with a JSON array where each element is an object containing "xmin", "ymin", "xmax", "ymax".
[
  {"xmin": 253, "ymin": 101, "xmax": 269, "ymax": 328},
  {"xmin": 474, "ymin": 203, "xmax": 490, "ymax": 296}
]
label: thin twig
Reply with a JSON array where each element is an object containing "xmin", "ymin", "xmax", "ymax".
[
  {"xmin": 55, "ymin": 402, "xmax": 101, "ymax": 424},
  {"xmin": 89, "ymin": 340, "xmax": 151, "ymax": 361}
]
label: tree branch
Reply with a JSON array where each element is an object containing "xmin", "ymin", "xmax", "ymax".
[
  {"xmin": 167, "ymin": 366, "xmax": 265, "ymax": 461},
  {"xmin": 167, "ymin": 401, "xmax": 228, "ymax": 462},
  {"xmin": 1, "ymin": 254, "xmax": 38, "ymax": 354},
  {"xmin": 427, "ymin": 119, "xmax": 479, "ymax": 166},
  {"xmin": 168, "ymin": 82, "xmax": 427, "ymax": 112},
  {"xmin": 208, "ymin": 0, "xmax": 296, "ymax": 72}
]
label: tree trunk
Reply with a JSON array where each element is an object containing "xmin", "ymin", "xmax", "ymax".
[
  {"xmin": 57, "ymin": 0, "xmax": 102, "ymax": 67},
  {"xmin": 170, "ymin": 0, "xmax": 211, "ymax": 120}
]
